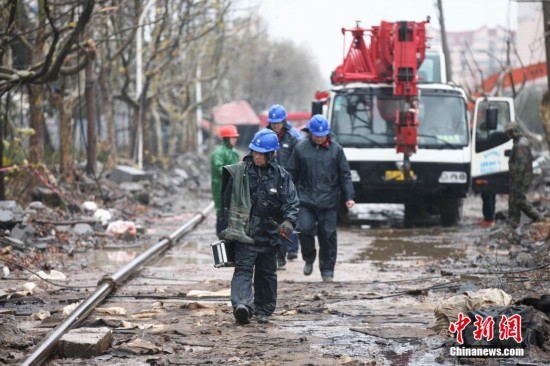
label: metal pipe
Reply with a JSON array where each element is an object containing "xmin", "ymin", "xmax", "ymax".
[{"xmin": 21, "ymin": 202, "xmax": 214, "ymax": 366}]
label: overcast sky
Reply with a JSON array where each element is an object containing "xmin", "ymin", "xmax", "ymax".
[{"xmin": 253, "ymin": 0, "xmax": 518, "ymax": 79}]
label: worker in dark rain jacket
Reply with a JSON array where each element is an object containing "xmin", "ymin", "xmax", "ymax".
[
  {"xmin": 210, "ymin": 125, "xmax": 239, "ymax": 239},
  {"xmin": 221, "ymin": 128, "xmax": 299, "ymax": 325},
  {"xmin": 505, "ymin": 122, "xmax": 544, "ymax": 228},
  {"xmin": 265, "ymin": 104, "xmax": 299, "ymax": 269},
  {"xmin": 286, "ymin": 115, "xmax": 355, "ymax": 282}
]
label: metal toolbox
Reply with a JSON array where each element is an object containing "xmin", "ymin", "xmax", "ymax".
[{"xmin": 210, "ymin": 240, "xmax": 235, "ymax": 268}]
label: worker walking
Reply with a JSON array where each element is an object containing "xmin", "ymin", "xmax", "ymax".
[
  {"xmin": 265, "ymin": 104, "xmax": 299, "ymax": 269},
  {"xmin": 287, "ymin": 115, "xmax": 355, "ymax": 282},
  {"xmin": 504, "ymin": 122, "xmax": 544, "ymax": 228},
  {"xmin": 221, "ymin": 129, "xmax": 299, "ymax": 324},
  {"xmin": 210, "ymin": 125, "xmax": 240, "ymax": 239}
]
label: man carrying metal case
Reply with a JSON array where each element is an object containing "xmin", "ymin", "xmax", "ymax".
[{"xmin": 221, "ymin": 129, "xmax": 299, "ymax": 324}]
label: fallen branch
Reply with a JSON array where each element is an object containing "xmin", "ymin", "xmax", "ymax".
[{"xmin": 33, "ymin": 219, "xmax": 96, "ymax": 225}]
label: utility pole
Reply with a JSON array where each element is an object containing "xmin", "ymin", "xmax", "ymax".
[
  {"xmin": 437, "ymin": 0, "xmax": 453, "ymax": 82},
  {"xmin": 135, "ymin": 0, "xmax": 155, "ymax": 170},
  {"xmin": 543, "ymin": 2, "xmax": 550, "ymax": 89}
]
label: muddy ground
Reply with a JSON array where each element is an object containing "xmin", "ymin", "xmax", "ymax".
[{"xmin": 1, "ymin": 163, "xmax": 550, "ymax": 365}]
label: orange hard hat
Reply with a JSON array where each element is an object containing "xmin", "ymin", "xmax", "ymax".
[{"xmin": 219, "ymin": 125, "xmax": 239, "ymax": 138}]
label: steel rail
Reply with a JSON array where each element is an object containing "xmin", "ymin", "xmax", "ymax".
[{"xmin": 20, "ymin": 202, "xmax": 214, "ymax": 366}]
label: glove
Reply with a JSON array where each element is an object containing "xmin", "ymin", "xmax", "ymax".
[{"xmin": 278, "ymin": 220, "xmax": 293, "ymax": 236}]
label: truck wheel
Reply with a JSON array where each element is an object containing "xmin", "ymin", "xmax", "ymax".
[{"xmin": 439, "ymin": 199, "xmax": 462, "ymax": 226}]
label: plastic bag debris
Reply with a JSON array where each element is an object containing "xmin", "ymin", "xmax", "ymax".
[
  {"xmin": 30, "ymin": 270, "xmax": 67, "ymax": 282},
  {"xmin": 82, "ymin": 201, "xmax": 98, "ymax": 212},
  {"xmin": 431, "ymin": 288, "xmax": 513, "ymax": 332},
  {"xmin": 93, "ymin": 209, "xmax": 112, "ymax": 226},
  {"xmin": 22, "ymin": 282, "xmax": 41, "ymax": 294},
  {"xmin": 106, "ymin": 221, "xmax": 136, "ymax": 239}
]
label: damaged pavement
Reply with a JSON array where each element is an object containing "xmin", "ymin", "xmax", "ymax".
[{"xmin": 1, "ymin": 153, "xmax": 550, "ymax": 365}]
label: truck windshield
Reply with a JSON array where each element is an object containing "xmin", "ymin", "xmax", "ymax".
[{"xmin": 330, "ymin": 92, "xmax": 468, "ymax": 149}]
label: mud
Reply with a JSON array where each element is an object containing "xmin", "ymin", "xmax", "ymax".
[{"xmin": 1, "ymin": 193, "xmax": 549, "ymax": 365}]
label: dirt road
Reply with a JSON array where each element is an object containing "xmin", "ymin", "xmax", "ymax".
[{"xmin": 2, "ymin": 195, "xmax": 548, "ymax": 365}]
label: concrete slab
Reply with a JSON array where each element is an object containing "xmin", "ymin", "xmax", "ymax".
[
  {"xmin": 59, "ymin": 327, "xmax": 112, "ymax": 358},
  {"xmin": 109, "ymin": 165, "xmax": 152, "ymax": 183}
]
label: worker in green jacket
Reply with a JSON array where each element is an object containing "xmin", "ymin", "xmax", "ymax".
[{"xmin": 211, "ymin": 125, "xmax": 240, "ymax": 238}]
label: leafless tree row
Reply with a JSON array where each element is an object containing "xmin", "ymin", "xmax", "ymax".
[{"xmin": 0, "ymin": 0, "xmax": 324, "ymax": 198}]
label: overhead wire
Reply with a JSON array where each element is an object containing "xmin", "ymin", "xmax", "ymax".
[{"xmin": 0, "ymin": 257, "xmax": 95, "ymax": 289}]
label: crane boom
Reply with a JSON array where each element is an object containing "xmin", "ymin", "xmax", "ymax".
[{"xmin": 330, "ymin": 19, "xmax": 429, "ymax": 176}]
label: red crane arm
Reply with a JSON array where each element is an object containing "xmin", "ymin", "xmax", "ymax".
[{"xmin": 331, "ymin": 20, "xmax": 428, "ymax": 159}]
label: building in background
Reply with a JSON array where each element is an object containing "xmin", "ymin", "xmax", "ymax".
[
  {"xmin": 430, "ymin": 26, "xmax": 517, "ymax": 90},
  {"xmin": 426, "ymin": 4, "xmax": 547, "ymax": 134}
]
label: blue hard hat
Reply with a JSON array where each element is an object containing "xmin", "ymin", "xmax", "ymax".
[
  {"xmin": 249, "ymin": 129, "xmax": 280, "ymax": 153},
  {"xmin": 268, "ymin": 104, "xmax": 287, "ymax": 123},
  {"xmin": 307, "ymin": 115, "xmax": 330, "ymax": 136}
]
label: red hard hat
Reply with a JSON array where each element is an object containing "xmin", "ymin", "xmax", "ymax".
[{"xmin": 219, "ymin": 125, "xmax": 239, "ymax": 138}]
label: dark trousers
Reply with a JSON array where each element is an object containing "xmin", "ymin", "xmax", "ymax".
[
  {"xmin": 298, "ymin": 206, "xmax": 338, "ymax": 277},
  {"xmin": 231, "ymin": 242, "xmax": 277, "ymax": 317},
  {"xmin": 508, "ymin": 182, "xmax": 541, "ymax": 226},
  {"xmin": 481, "ymin": 192, "xmax": 496, "ymax": 221}
]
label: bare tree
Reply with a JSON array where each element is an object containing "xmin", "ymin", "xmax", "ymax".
[{"xmin": 0, "ymin": 0, "xmax": 95, "ymax": 167}]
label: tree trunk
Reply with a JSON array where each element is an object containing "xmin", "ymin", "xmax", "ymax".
[
  {"xmin": 540, "ymin": 3, "xmax": 550, "ymax": 150},
  {"xmin": 27, "ymin": 83, "xmax": 45, "ymax": 164},
  {"xmin": 50, "ymin": 85, "xmax": 76, "ymax": 184},
  {"xmin": 151, "ymin": 99, "xmax": 164, "ymax": 162},
  {"xmin": 0, "ymin": 93, "xmax": 6, "ymax": 200},
  {"xmin": 539, "ymin": 91, "xmax": 550, "ymax": 151},
  {"xmin": 181, "ymin": 114, "xmax": 197, "ymax": 153},
  {"xmin": 98, "ymin": 66, "xmax": 117, "ymax": 169},
  {"xmin": 130, "ymin": 107, "xmax": 138, "ymax": 160},
  {"xmin": 167, "ymin": 112, "xmax": 179, "ymax": 157},
  {"xmin": 85, "ymin": 55, "xmax": 97, "ymax": 175}
]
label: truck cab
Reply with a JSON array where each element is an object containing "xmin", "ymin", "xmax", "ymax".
[{"xmin": 327, "ymin": 81, "xmax": 470, "ymax": 226}]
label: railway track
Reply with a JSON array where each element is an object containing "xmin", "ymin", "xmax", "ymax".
[{"xmin": 8, "ymin": 203, "xmax": 214, "ymax": 365}]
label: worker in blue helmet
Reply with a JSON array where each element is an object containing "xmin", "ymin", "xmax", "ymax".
[
  {"xmin": 265, "ymin": 104, "xmax": 300, "ymax": 268},
  {"xmin": 287, "ymin": 115, "xmax": 355, "ymax": 283},
  {"xmin": 221, "ymin": 128, "xmax": 299, "ymax": 325}
]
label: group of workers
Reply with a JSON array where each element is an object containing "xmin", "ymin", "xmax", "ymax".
[
  {"xmin": 210, "ymin": 104, "xmax": 355, "ymax": 325},
  {"xmin": 210, "ymin": 106, "xmax": 544, "ymax": 326}
]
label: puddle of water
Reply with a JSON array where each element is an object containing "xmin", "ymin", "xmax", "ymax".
[
  {"xmin": 76, "ymin": 248, "xmax": 142, "ymax": 266},
  {"xmin": 77, "ymin": 241, "xmax": 216, "ymax": 268},
  {"xmin": 352, "ymin": 227, "xmax": 465, "ymax": 263}
]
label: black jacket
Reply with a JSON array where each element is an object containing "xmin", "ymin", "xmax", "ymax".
[
  {"xmin": 266, "ymin": 125, "xmax": 298, "ymax": 168},
  {"xmin": 287, "ymin": 137, "xmax": 355, "ymax": 210},
  {"xmin": 223, "ymin": 155, "xmax": 299, "ymax": 246}
]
